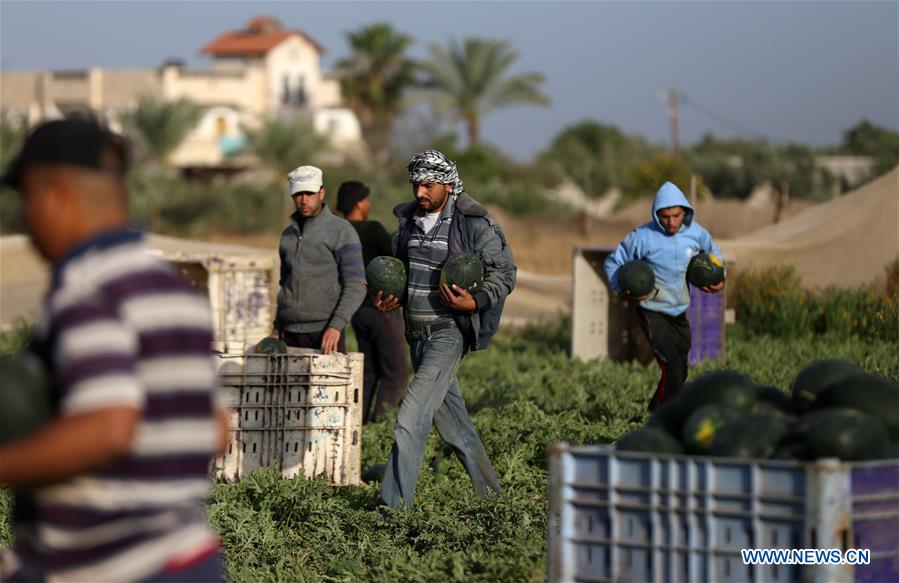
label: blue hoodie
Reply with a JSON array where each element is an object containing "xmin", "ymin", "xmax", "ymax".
[{"xmin": 604, "ymin": 182, "xmax": 722, "ymax": 317}]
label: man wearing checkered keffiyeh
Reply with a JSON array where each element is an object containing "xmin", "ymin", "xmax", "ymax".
[
  {"xmin": 371, "ymin": 148, "xmax": 517, "ymax": 510},
  {"xmin": 406, "ymin": 149, "xmax": 466, "ymax": 197}
]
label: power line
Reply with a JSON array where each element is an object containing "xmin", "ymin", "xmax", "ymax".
[{"xmin": 677, "ymin": 91, "xmax": 778, "ymax": 141}]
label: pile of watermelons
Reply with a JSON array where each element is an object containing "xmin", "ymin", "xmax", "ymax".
[{"xmin": 617, "ymin": 359, "xmax": 899, "ymax": 462}]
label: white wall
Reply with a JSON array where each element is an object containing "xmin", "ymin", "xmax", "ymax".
[{"xmin": 264, "ymin": 36, "xmax": 323, "ymax": 112}]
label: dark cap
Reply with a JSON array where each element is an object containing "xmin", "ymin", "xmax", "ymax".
[
  {"xmin": 336, "ymin": 180, "xmax": 370, "ymax": 215},
  {"xmin": 0, "ymin": 118, "xmax": 130, "ymax": 190}
]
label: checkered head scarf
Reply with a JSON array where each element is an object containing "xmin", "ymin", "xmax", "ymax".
[{"xmin": 407, "ymin": 149, "xmax": 465, "ymax": 196}]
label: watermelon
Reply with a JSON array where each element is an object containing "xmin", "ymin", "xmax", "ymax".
[
  {"xmin": 791, "ymin": 359, "xmax": 864, "ymax": 413},
  {"xmin": 756, "ymin": 385, "xmax": 795, "ymax": 415},
  {"xmin": 647, "ymin": 397, "xmax": 686, "ymax": 435},
  {"xmin": 787, "ymin": 409, "xmax": 834, "ymax": 443},
  {"xmin": 710, "ymin": 413, "xmax": 789, "ymax": 459},
  {"xmin": 812, "ymin": 374, "xmax": 899, "ymax": 440},
  {"xmin": 0, "ymin": 355, "xmax": 52, "ymax": 444},
  {"xmin": 772, "ymin": 440, "xmax": 810, "ymax": 461},
  {"xmin": 804, "ymin": 409, "xmax": 889, "ymax": 461},
  {"xmin": 686, "ymin": 252, "xmax": 725, "ymax": 288},
  {"xmin": 617, "ymin": 260, "xmax": 655, "ymax": 297},
  {"xmin": 440, "ymin": 252, "xmax": 484, "ymax": 293},
  {"xmin": 681, "ymin": 404, "xmax": 740, "ymax": 454},
  {"xmin": 254, "ymin": 337, "xmax": 288, "ymax": 355},
  {"xmin": 678, "ymin": 370, "xmax": 758, "ymax": 418},
  {"xmin": 366, "ymin": 256, "xmax": 407, "ymax": 299},
  {"xmin": 362, "ymin": 463, "xmax": 387, "ymax": 483},
  {"xmin": 616, "ymin": 426, "xmax": 683, "ymax": 455},
  {"xmin": 888, "ymin": 443, "xmax": 899, "ymax": 459}
]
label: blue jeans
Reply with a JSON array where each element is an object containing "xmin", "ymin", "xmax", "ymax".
[{"xmin": 380, "ymin": 326, "xmax": 501, "ymax": 508}]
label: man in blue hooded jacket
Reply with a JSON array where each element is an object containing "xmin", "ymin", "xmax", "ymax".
[{"xmin": 605, "ymin": 182, "xmax": 725, "ymax": 411}]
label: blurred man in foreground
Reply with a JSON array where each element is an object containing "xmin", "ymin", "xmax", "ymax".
[{"xmin": 0, "ymin": 119, "xmax": 228, "ymax": 582}]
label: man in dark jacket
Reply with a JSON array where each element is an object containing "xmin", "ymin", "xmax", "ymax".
[
  {"xmin": 372, "ymin": 150, "xmax": 516, "ymax": 508},
  {"xmin": 272, "ymin": 165, "xmax": 365, "ymax": 354},
  {"xmin": 337, "ymin": 180, "xmax": 409, "ymax": 423}
]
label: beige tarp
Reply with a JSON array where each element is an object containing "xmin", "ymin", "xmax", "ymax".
[{"xmin": 718, "ymin": 166, "xmax": 899, "ymax": 287}]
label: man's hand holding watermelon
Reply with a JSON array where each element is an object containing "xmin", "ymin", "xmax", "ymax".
[
  {"xmin": 369, "ymin": 287, "xmax": 402, "ymax": 312},
  {"xmin": 439, "ymin": 283, "xmax": 477, "ymax": 311}
]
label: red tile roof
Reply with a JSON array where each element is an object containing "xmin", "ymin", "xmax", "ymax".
[{"xmin": 201, "ymin": 17, "xmax": 325, "ymax": 57}]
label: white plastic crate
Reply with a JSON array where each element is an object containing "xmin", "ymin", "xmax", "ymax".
[
  {"xmin": 213, "ymin": 347, "xmax": 363, "ymax": 485},
  {"xmin": 155, "ymin": 251, "xmax": 275, "ymax": 346},
  {"xmin": 547, "ymin": 444, "xmax": 899, "ymax": 583}
]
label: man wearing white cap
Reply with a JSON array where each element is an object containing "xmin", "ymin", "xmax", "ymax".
[{"xmin": 272, "ymin": 165, "xmax": 365, "ymax": 354}]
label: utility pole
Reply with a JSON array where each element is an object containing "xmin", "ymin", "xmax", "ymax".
[{"xmin": 668, "ymin": 88, "xmax": 679, "ymax": 157}]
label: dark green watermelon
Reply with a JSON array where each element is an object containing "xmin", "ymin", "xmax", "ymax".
[
  {"xmin": 616, "ymin": 426, "xmax": 683, "ymax": 455},
  {"xmin": 812, "ymin": 374, "xmax": 899, "ymax": 440},
  {"xmin": 362, "ymin": 463, "xmax": 387, "ymax": 483},
  {"xmin": 710, "ymin": 413, "xmax": 790, "ymax": 459},
  {"xmin": 366, "ymin": 256, "xmax": 407, "ymax": 299},
  {"xmin": 682, "ymin": 404, "xmax": 740, "ymax": 454},
  {"xmin": 686, "ymin": 252, "xmax": 725, "ymax": 288},
  {"xmin": 254, "ymin": 337, "xmax": 288, "ymax": 355},
  {"xmin": 647, "ymin": 397, "xmax": 686, "ymax": 436},
  {"xmin": 618, "ymin": 260, "xmax": 656, "ymax": 297},
  {"xmin": 756, "ymin": 385, "xmax": 795, "ymax": 415},
  {"xmin": 440, "ymin": 252, "xmax": 484, "ymax": 293},
  {"xmin": 787, "ymin": 409, "xmax": 835, "ymax": 443},
  {"xmin": 791, "ymin": 359, "xmax": 864, "ymax": 413},
  {"xmin": 887, "ymin": 443, "xmax": 899, "ymax": 459},
  {"xmin": 805, "ymin": 409, "xmax": 889, "ymax": 461},
  {"xmin": 756, "ymin": 401, "xmax": 797, "ymax": 425},
  {"xmin": 772, "ymin": 440, "xmax": 810, "ymax": 461},
  {"xmin": 678, "ymin": 370, "xmax": 758, "ymax": 418},
  {"xmin": 0, "ymin": 356, "xmax": 52, "ymax": 444}
]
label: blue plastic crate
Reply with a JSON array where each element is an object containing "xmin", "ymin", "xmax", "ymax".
[{"xmin": 547, "ymin": 444, "xmax": 899, "ymax": 583}]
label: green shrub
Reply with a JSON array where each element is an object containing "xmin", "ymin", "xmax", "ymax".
[{"xmin": 730, "ymin": 263, "xmax": 899, "ymax": 342}]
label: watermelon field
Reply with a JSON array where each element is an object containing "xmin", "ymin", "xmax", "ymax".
[{"xmin": 1, "ymin": 309, "xmax": 898, "ymax": 581}]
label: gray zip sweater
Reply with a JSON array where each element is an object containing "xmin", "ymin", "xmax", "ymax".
[{"xmin": 275, "ymin": 206, "xmax": 365, "ymax": 334}]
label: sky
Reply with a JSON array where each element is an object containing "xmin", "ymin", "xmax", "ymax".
[{"xmin": 1, "ymin": 1, "xmax": 896, "ymax": 161}]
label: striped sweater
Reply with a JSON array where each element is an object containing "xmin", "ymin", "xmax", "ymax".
[
  {"xmin": 275, "ymin": 206, "xmax": 366, "ymax": 334},
  {"xmin": 403, "ymin": 195, "xmax": 455, "ymax": 324},
  {"xmin": 16, "ymin": 229, "xmax": 220, "ymax": 582}
]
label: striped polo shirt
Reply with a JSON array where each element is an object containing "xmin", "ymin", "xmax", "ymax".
[
  {"xmin": 405, "ymin": 195, "xmax": 456, "ymax": 325},
  {"xmin": 17, "ymin": 229, "xmax": 220, "ymax": 582}
]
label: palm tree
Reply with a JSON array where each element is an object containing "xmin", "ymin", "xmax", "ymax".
[
  {"xmin": 419, "ymin": 38, "xmax": 550, "ymax": 147},
  {"xmin": 334, "ymin": 23, "xmax": 417, "ymax": 154},
  {"xmin": 121, "ymin": 95, "xmax": 203, "ymax": 166}
]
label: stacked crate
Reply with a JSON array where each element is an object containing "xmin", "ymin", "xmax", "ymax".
[{"xmin": 213, "ymin": 347, "xmax": 364, "ymax": 485}]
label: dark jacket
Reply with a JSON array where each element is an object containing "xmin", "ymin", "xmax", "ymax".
[{"xmin": 393, "ymin": 193, "xmax": 516, "ymax": 351}]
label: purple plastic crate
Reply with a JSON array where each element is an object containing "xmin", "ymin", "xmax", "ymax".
[
  {"xmin": 852, "ymin": 464, "xmax": 899, "ymax": 582},
  {"xmin": 687, "ymin": 286, "xmax": 726, "ymax": 364}
]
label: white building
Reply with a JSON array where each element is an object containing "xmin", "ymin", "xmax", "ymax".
[{"xmin": 0, "ymin": 16, "xmax": 362, "ymax": 168}]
